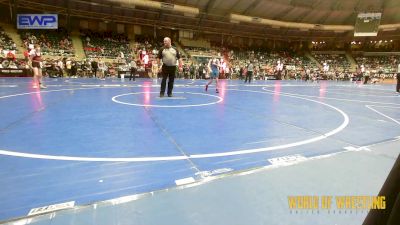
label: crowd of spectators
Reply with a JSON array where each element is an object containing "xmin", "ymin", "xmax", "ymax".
[
  {"xmin": 82, "ymin": 30, "xmax": 131, "ymax": 59},
  {"xmin": 19, "ymin": 28, "xmax": 74, "ymax": 57},
  {"xmin": 312, "ymin": 53, "xmax": 351, "ymax": 71},
  {"xmin": 0, "ymin": 27, "xmax": 17, "ymax": 52}
]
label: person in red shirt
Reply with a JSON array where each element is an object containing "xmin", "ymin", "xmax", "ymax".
[
  {"xmin": 6, "ymin": 51, "xmax": 15, "ymax": 61},
  {"xmin": 23, "ymin": 50, "xmax": 29, "ymax": 60}
]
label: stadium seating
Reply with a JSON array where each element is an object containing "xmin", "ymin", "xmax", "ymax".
[
  {"xmin": 0, "ymin": 27, "xmax": 17, "ymax": 52},
  {"xmin": 312, "ymin": 53, "xmax": 351, "ymax": 71},
  {"xmin": 19, "ymin": 28, "xmax": 74, "ymax": 56},
  {"xmin": 355, "ymin": 55, "xmax": 400, "ymax": 73},
  {"xmin": 81, "ymin": 30, "xmax": 132, "ymax": 59}
]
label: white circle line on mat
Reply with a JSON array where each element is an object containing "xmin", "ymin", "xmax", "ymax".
[
  {"xmin": 111, "ymin": 92, "xmax": 223, "ymax": 108},
  {"xmin": 0, "ymin": 88, "xmax": 349, "ymax": 161}
]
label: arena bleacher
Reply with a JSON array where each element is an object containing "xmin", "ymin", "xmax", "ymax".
[
  {"xmin": 312, "ymin": 53, "xmax": 351, "ymax": 71},
  {"xmin": 0, "ymin": 27, "xmax": 17, "ymax": 52},
  {"xmin": 354, "ymin": 55, "xmax": 400, "ymax": 73},
  {"xmin": 19, "ymin": 28, "xmax": 75, "ymax": 57},
  {"xmin": 81, "ymin": 30, "xmax": 131, "ymax": 59}
]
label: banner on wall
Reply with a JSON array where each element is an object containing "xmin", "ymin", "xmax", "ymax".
[{"xmin": 17, "ymin": 14, "xmax": 58, "ymax": 29}]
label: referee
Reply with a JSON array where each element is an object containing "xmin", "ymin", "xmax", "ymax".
[
  {"xmin": 396, "ymin": 63, "xmax": 400, "ymax": 94},
  {"xmin": 157, "ymin": 37, "xmax": 182, "ymax": 97}
]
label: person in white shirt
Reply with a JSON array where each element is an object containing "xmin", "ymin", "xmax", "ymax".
[
  {"xmin": 98, "ymin": 59, "xmax": 106, "ymax": 80},
  {"xmin": 57, "ymin": 60, "xmax": 64, "ymax": 77},
  {"xmin": 305, "ymin": 68, "xmax": 311, "ymax": 82},
  {"xmin": 151, "ymin": 60, "xmax": 159, "ymax": 79},
  {"xmin": 323, "ymin": 62, "xmax": 329, "ymax": 73},
  {"xmin": 66, "ymin": 59, "xmax": 72, "ymax": 77},
  {"xmin": 358, "ymin": 64, "xmax": 365, "ymax": 82},
  {"xmin": 276, "ymin": 60, "xmax": 284, "ymax": 80}
]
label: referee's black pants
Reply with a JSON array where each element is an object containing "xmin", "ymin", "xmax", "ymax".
[
  {"xmin": 245, "ymin": 71, "xmax": 253, "ymax": 83},
  {"xmin": 129, "ymin": 67, "xmax": 136, "ymax": 81},
  {"xmin": 363, "ymin": 76, "xmax": 369, "ymax": 84},
  {"xmin": 160, "ymin": 65, "xmax": 176, "ymax": 96},
  {"xmin": 396, "ymin": 75, "xmax": 400, "ymax": 92}
]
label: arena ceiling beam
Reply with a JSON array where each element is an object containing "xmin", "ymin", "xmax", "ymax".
[
  {"xmin": 8, "ymin": 0, "xmax": 16, "ymax": 24},
  {"xmin": 310, "ymin": 0, "xmax": 324, "ymax": 10},
  {"xmin": 15, "ymin": 0, "xmax": 66, "ymax": 14},
  {"xmin": 196, "ymin": 0, "xmax": 216, "ymax": 28},
  {"xmin": 294, "ymin": 10, "xmax": 312, "ymax": 23},
  {"xmin": 63, "ymin": 7, "xmax": 272, "ymax": 39},
  {"xmin": 317, "ymin": 0, "xmax": 343, "ymax": 25},
  {"xmin": 204, "ymin": 0, "xmax": 216, "ymax": 13},
  {"xmin": 224, "ymin": 0, "xmax": 241, "ymax": 15},
  {"xmin": 241, "ymin": 0, "xmax": 263, "ymax": 14},
  {"xmin": 380, "ymin": 0, "xmax": 390, "ymax": 11},
  {"xmin": 0, "ymin": 1, "xmax": 346, "ymax": 40},
  {"xmin": 2, "ymin": 0, "xmax": 399, "ymax": 41},
  {"xmin": 353, "ymin": 0, "xmax": 364, "ymax": 12},
  {"xmin": 272, "ymin": 5, "xmax": 296, "ymax": 20},
  {"xmin": 343, "ymin": 11, "xmax": 357, "ymax": 25},
  {"xmin": 111, "ymin": 0, "xmax": 199, "ymax": 15}
]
